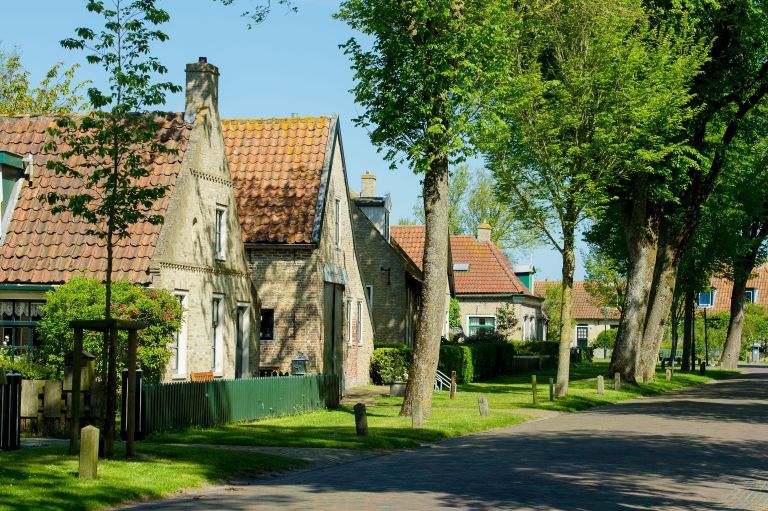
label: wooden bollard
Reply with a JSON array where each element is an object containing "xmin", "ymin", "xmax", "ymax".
[
  {"xmin": 353, "ymin": 403, "xmax": 368, "ymax": 437},
  {"xmin": 79, "ymin": 425, "xmax": 100, "ymax": 480},
  {"xmin": 412, "ymin": 400, "xmax": 423, "ymax": 428},
  {"xmin": 531, "ymin": 375, "xmax": 538, "ymax": 405},
  {"xmin": 699, "ymin": 361, "xmax": 706, "ymax": 375},
  {"xmin": 614, "ymin": 372, "xmax": 621, "ymax": 391},
  {"xmin": 665, "ymin": 369, "xmax": 672, "ymax": 381},
  {"xmin": 548, "ymin": 378, "xmax": 554, "ymax": 401},
  {"xmin": 597, "ymin": 375, "xmax": 604, "ymax": 395},
  {"xmin": 450, "ymin": 370, "xmax": 456, "ymax": 400},
  {"xmin": 478, "ymin": 396, "xmax": 489, "ymax": 417}
]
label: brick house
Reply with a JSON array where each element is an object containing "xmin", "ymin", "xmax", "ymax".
[
  {"xmin": 536, "ymin": 280, "xmax": 620, "ymax": 347},
  {"xmin": 222, "ymin": 115, "xmax": 373, "ymax": 387},
  {"xmin": 0, "ymin": 58, "xmax": 259, "ymax": 381},
  {"xmin": 351, "ymin": 173, "xmax": 426, "ymax": 345},
  {"xmin": 391, "ymin": 224, "xmax": 544, "ymax": 340}
]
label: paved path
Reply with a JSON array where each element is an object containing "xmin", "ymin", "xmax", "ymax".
[{"xmin": 124, "ymin": 366, "xmax": 768, "ymax": 511}]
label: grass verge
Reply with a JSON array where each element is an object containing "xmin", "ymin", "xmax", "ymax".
[
  {"xmin": 147, "ymin": 362, "xmax": 735, "ymax": 451},
  {"xmin": 0, "ymin": 443, "xmax": 304, "ymax": 511}
]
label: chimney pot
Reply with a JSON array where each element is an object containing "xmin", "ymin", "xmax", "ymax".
[
  {"xmin": 361, "ymin": 172, "xmax": 377, "ymax": 197},
  {"xmin": 198, "ymin": 56, "xmax": 207, "ymax": 64},
  {"xmin": 477, "ymin": 221, "xmax": 492, "ymax": 243}
]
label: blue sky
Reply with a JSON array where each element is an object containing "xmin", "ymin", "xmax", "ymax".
[{"xmin": 2, "ymin": 0, "xmax": 585, "ymax": 280}]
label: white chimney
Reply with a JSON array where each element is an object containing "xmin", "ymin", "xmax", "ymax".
[
  {"xmin": 477, "ymin": 222, "xmax": 492, "ymax": 243},
  {"xmin": 185, "ymin": 57, "xmax": 219, "ymax": 123},
  {"xmin": 361, "ymin": 172, "xmax": 377, "ymax": 197}
]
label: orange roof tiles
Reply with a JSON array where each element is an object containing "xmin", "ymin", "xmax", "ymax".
[
  {"xmin": 390, "ymin": 226, "xmax": 534, "ymax": 296},
  {"xmin": 536, "ymin": 280, "xmax": 621, "ymax": 320},
  {"xmin": 222, "ymin": 116, "xmax": 334, "ymax": 244},
  {"xmin": 709, "ymin": 264, "xmax": 768, "ymax": 313},
  {"xmin": 0, "ymin": 114, "xmax": 191, "ymax": 285}
]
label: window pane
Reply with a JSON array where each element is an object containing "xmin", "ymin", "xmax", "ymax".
[{"xmin": 260, "ymin": 309, "xmax": 274, "ymax": 340}]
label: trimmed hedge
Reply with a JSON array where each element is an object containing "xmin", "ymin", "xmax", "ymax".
[{"xmin": 438, "ymin": 345, "xmax": 474, "ymax": 384}]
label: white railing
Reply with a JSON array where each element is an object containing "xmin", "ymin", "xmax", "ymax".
[{"xmin": 435, "ymin": 369, "xmax": 456, "ymax": 393}]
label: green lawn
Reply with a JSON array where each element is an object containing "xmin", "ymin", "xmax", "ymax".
[
  {"xmin": 0, "ymin": 443, "xmax": 303, "ymax": 511},
  {"xmin": 148, "ymin": 361, "xmax": 736, "ymax": 450}
]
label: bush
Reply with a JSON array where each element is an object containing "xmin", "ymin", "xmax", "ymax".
[
  {"xmin": 438, "ymin": 345, "xmax": 473, "ymax": 383},
  {"xmin": 36, "ymin": 276, "xmax": 183, "ymax": 383},
  {"xmin": 0, "ymin": 351, "xmax": 57, "ymax": 380},
  {"xmin": 464, "ymin": 329, "xmax": 508, "ymax": 344},
  {"xmin": 469, "ymin": 344, "xmax": 498, "ymax": 380},
  {"xmin": 370, "ymin": 347, "xmax": 411, "ymax": 385},
  {"xmin": 593, "ymin": 329, "xmax": 617, "ymax": 350}
]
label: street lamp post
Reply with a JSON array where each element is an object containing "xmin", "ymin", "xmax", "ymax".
[{"xmin": 600, "ymin": 306, "xmax": 609, "ymax": 359}]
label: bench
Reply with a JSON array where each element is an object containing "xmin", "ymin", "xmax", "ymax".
[{"xmin": 190, "ymin": 371, "xmax": 214, "ymax": 382}]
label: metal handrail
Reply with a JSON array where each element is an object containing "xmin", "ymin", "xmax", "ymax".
[{"xmin": 434, "ymin": 369, "xmax": 455, "ymax": 393}]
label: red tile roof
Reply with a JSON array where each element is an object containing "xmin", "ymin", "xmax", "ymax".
[
  {"xmin": 390, "ymin": 226, "xmax": 534, "ymax": 296},
  {"xmin": 709, "ymin": 264, "xmax": 768, "ymax": 313},
  {"xmin": 0, "ymin": 114, "xmax": 191, "ymax": 285},
  {"xmin": 536, "ymin": 280, "xmax": 621, "ymax": 320},
  {"xmin": 222, "ymin": 116, "xmax": 334, "ymax": 244}
]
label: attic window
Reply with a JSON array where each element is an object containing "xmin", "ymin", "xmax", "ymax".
[
  {"xmin": 453, "ymin": 263, "xmax": 470, "ymax": 271},
  {"xmin": 0, "ymin": 151, "xmax": 27, "ymax": 238}
]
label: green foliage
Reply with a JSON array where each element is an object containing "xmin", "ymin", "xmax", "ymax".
[
  {"xmin": 36, "ymin": 276, "xmax": 183, "ymax": 383},
  {"xmin": 0, "ymin": 352, "xmax": 57, "ymax": 380},
  {"xmin": 438, "ymin": 345, "xmax": 474, "ymax": 384},
  {"xmin": 468, "ymin": 344, "xmax": 498, "ymax": 380},
  {"xmin": 593, "ymin": 329, "xmax": 618, "ymax": 350},
  {"xmin": 215, "ymin": 0, "xmax": 297, "ymax": 28},
  {"xmin": 0, "ymin": 49, "xmax": 87, "ymax": 114},
  {"xmin": 494, "ymin": 303, "xmax": 518, "ymax": 340},
  {"xmin": 584, "ymin": 252, "xmax": 625, "ymax": 313},
  {"xmin": 448, "ymin": 297, "xmax": 461, "ymax": 328},
  {"xmin": 370, "ymin": 347, "xmax": 412, "ymax": 385},
  {"xmin": 541, "ymin": 284, "xmax": 564, "ymax": 342}
]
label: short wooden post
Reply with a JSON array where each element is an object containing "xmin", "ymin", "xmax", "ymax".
[
  {"xmin": 126, "ymin": 329, "xmax": 138, "ymax": 458},
  {"xmin": 665, "ymin": 368, "xmax": 672, "ymax": 381},
  {"xmin": 597, "ymin": 375, "xmax": 604, "ymax": 395},
  {"xmin": 699, "ymin": 361, "xmax": 706, "ymax": 375},
  {"xmin": 450, "ymin": 371, "xmax": 456, "ymax": 400},
  {"xmin": 548, "ymin": 378, "xmax": 554, "ymax": 401},
  {"xmin": 69, "ymin": 328, "xmax": 83, "ymax": 456},
  {"xmin": 79, "ymin": 425, "xmax": 99, "ymax": 480},
  {"xmin": 412, "ymin": 400, "xmax": 423, "ymax": 428},
  {"xmin": 614, "ymin": 372, "xmax": 621, "ymax": 391},
  {"xmin": 478, "ymin": 396, "xmax": 489, "ymax": 417},
  {"xmin": 531, "ymin": 375, "xmax": 538, "ymax": 405},
  {"xmin": 353, "ymin": 403, "xmax": 368, "ymax": 436}
]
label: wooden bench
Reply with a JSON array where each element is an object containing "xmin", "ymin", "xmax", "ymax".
[{"xmin": 190, "ymin": 371, "xmax": 214, "ymax": 382}]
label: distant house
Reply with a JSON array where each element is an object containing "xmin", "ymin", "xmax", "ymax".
[
  {"xmin": 222, "ymin": 114, "xmax": 373, "ymax": 387},
  {"xmin": 0, "ymin": 58, "xmax": 259, "ymax": 381},
  {"xmin": 448, "ymin": 225, "xmax": 545, "ymax": 340},
  {"xmin": 536, "ymin": 280, "xmax": 620, "ymax": 347},
  {"xmin": 700, "ymin": 264, "xmax": 768, "ymax": 313},
  {"xmin": 351, "ymin": 173, "xmax": 428, "ymax": 346}
]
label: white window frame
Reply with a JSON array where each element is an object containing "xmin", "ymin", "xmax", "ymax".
[
  {"xmin": 334, "ymin": 198, "xmax": 341, "ymax": 249},
  {"xmin": 356, "ymin": 299, "xmax": 364, "ymax": 346},
  {"xmin": 214, "ymin": 205, "xmax": 228, "ymax": 261},
  {"xmin": 467, "ymin": 314, "xmax": 496, "ymax": 337},
  {"xmin": 697, "ymin": 290, "xmax": 716, "ymax": 308},
  {"xmin": 576, "ymin": 324, "xmax": 589, "ymax": 345},
  {"xmin": 212, "ymin": 294, "xmax": 224, "ymax": 376},
  {"xmin": 745, "ymin": 287, "xmax": 758, "ymax": 305},
  {"xmin": 172, "ymin": 290, "xmax": 188, "ymax": 379},
  {"xmin": 236, "ymin": 302, "xmax": 251, "ymax": 378},
  {"xmin": 347, "ymin": 300, "xmax": 353, "ymax": 346}
]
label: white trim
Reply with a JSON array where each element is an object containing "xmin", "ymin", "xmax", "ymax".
[
  {"xmin": 172, "ymin": 290, "xmax": 189, "ymax": 379},
  {"xmin": 347, "ymin": 299, "xmax": 353, "ymax": 346},
  {"xmin": 237, "ymin": 302, "xmax": 251, "ymax": 378},
  {"xmin": 466, "ymin": 314, "xmax": 496, "ymax": 336},
  {"xmin": 212, "ymin": 293, "xmax": 224, "ymax": 376},
  {"xmin": 334, "ymin": 197, "xmax": 341, "ymax": 249},
  {"xmin": 697, "ymin": 289, "xmax": 716, "ymax": 309},
  {"xmin": 745, "ymin": 287, "xmax": 758, "ymax": 305},
  {"xmin": 356, "ymin": 299, "xmax": 364, "ymax": 346}
]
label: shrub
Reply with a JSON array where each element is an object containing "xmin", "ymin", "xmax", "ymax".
[
  {"xmin": 0, "ymin": 351, "xmax": 57, "ymax": 380},
  {"xmin": 438, "ymin": 345, "xmax": 473, "ymax": 383},
  {"xmin": 449, "ymin": 298, "xmax": 461, "ymax": 328},
  {"xmin": 370, "ymin": 347, "xmax": 411, "ymax": 384},
  {"xmin": 593, "ymin": 329, "xmax": 617, "ymax": 350},
  {"xmin": 469, "ymin": 344, "xmax": 498, "ymax": 380},
  {"xmin": 464, "ymin": 329, "xmax": 508, "ymax": 344},
  {"xmin": 36, "ymin": 276, "xmax": 183, "ymax": 383}
]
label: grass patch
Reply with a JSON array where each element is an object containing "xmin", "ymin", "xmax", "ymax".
[
  {"xmin": 147, "ymin": 361, "xmax": 736, "ymax": 451},
  {"xmin": 0, "ymin": 443, "xmax": 303, "ymax": 511}
]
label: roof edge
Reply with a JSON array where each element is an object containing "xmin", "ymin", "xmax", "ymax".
[{"xmin": 311, "ymin": 114, "xmax": 339, "ymax": 244}]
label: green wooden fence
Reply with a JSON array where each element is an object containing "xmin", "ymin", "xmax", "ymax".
[{"xmin": 142, "ymin": 374, "xmax": 340, "ymax": 434}]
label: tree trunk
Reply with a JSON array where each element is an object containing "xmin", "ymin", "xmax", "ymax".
[
  {"xmin": 669, "ymin": 293, "xmax": 681, "ymax": 368},
  {"xmin": 400, "ymin": 152, "xmax": 450, "ymax": 419},
  {"xmin": 609, "ymin": 176, "xmax": 657, "ymax": 382},
  {"xmin": 555, "ymin": 243, "xmax": 575, "ymax": 397},
  {"xmin": 637, "ymin": 236, "xmax": 680, "ymax": 381},
  {"xmin": 681, "ymin": 290, "xmax": 694, "ymax": 371},
  {"xmin": 103, "ymin": 229, "xmax": 117, "ymax": 457},
  {"xmin": 720, "ymin": 263, "xmax": 751, "ymax": 370}
]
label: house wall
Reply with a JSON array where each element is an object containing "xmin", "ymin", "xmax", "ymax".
[
  {"xmin": 570, "ymin": 318, "xmax": 620, "ymax": 346},
  {"xmin": 151, "ymin": 101, "xmax": 258, "ymax": 382},
  {"xmin": 247, "ymin": 136, "xmax": 373, "ymax": 387},
  {"xmin": 457, "ymin": 295, "xmax": 545, "ymax": 340},
  {"xmin": 351, "ymin": 204, "xmax": 419, "ymax": 345}
]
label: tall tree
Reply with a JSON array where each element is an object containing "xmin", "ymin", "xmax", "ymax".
[
  {"xmin": 608, "ymin": 0, "xmax": 768, "ymax": 381},
  {"xmin": 411, "ymin": 165, "xmax": 470, "ymax": 234},
  {"xmin": 0, "ymin": 49, "xmax": 86, "ymax": 114},
  {"xmin": 481, "ymin": 0, "xmax": 701, "ymax": 396},
  {"xmin": 43, "ymin": 0, "xmax": 180, "ymax": 457},
  {"xmin": 337, "ymin": 0, "xmax": 515, "ymax": 418}
]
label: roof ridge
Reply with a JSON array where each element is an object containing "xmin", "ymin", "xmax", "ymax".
[
  {"xmin": 487, "ymin": 242, "xmax": 530, "ymax": 295},
  {"xmin": 222, "ymin": 116, "xmax": 330, "ymax": 124}
]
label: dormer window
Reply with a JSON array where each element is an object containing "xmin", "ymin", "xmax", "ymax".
[
  {"xmin": 745, "ymin": 287, "xmax": 758, "ymax": 305},
  {"xmin": 214, "ymin": 205, "xmax": 227, "ymax": 261},
  {"xmin": 453, "ymin": 263, "xmax": 470, "ymax": 272},
  {"xmin": 0, "ymin": 151, "xmax": 27, "ymax": 238}
]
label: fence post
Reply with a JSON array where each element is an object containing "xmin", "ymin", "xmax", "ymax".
[
  {"xmin": 412, "ymin": 399, "xmax": 423, "ymax": 428},
  {"xmin": 79, "ymin": 425, "xmax": 99, "ymax": 480},
  {"xmin": 450, "ymin": 371, "xmax": 456, "ymax": 400},
  {"xmin": 614, "ymin": 372, "xmax": 621, "ymax": 391},
  {"xmin": 548, "ymin": 378, "xmax": 554, "ymax": 401},
  {"xmin": 126, "ymin": 329, "xmax": 138, "ymax": 458},
  {"xmin": 597, "ymin": 375, "xmax": 604, "ymax": 395},
  {"xmin": 69, "ymin": 328, "xmax": 83, "ymax": 455},
  {"xmin": 353, "ymin": 403, "xmax": 368, "ymax": 436},
  {"xmin": 0, "ymin": 373, "xmax": 21, "ymax": 450},
  {"xmin": 531, "ymin": 375, "xmax": 538, "ymax": 405},
  {"xmin": 478, "ymin": 396, "xmax": 489, "ymax": 417}
]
